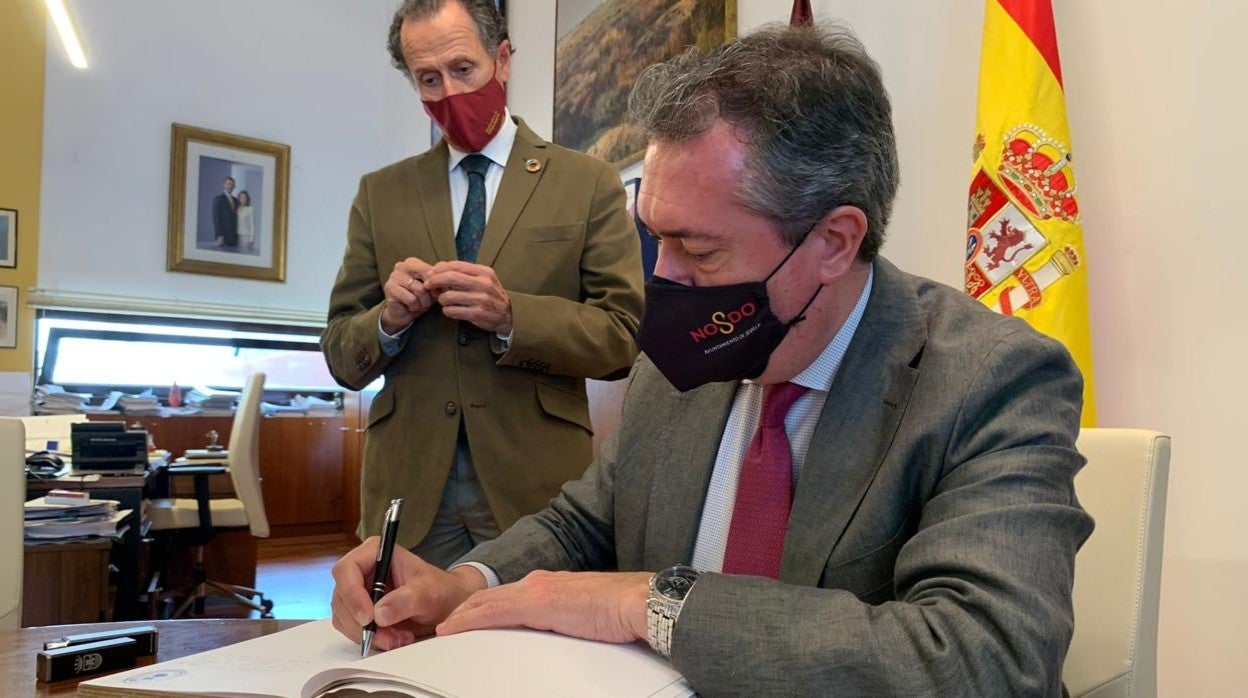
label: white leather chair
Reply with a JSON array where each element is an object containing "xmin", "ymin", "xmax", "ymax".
[
  {"xmin": 0, "ymin": 418, "xmax": 26, "ymax": 629},
  {"xmin": 148, "ymin": 373, "xmax": 272, "ymax": 617},
  {"xmin": 1064, "ymin": 429, "xmax": 1171, "ymax": 698}
]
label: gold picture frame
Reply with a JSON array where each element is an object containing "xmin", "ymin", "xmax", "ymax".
[
  {"xmin": 553, "ymin": 0, "xmax": 738, "ymax": 169},
  {"xmin": 0, "ymin": 286, "xmax": 16, "ymax": 349},
  {"xmin": 166, "ymin": 123, "xmax": 290, "ymax": 282}
]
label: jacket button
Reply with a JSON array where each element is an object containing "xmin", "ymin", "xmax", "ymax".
[
  {"xmin": 444, "ymin": 401, "xmax": 458, "ymax": 415},
  {"xmin": 458, "ymin": 333, "xmax": 470, "ymax": 346}
]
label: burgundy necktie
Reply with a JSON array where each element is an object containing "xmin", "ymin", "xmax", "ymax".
[{"xmin": 722, "ymin": 381, "xmax": 810, "ymax": 579}]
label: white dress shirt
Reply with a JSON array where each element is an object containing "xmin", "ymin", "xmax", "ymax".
[{"xmin": 379, "ymin": 110, "xmax": 518, "ymax": 354}]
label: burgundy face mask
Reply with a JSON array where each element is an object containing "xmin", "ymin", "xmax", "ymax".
[
  {"xmin": 422, "ymin": 73, "xmax": 507, "ymax": 152},
  {"xmin": 636, "ymin": 244, "xmax": 820, "ymax": 392}
]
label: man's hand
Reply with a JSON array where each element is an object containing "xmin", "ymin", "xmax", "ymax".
[
  {"xmin": 435, "ymin": 571, "xmax": 651, "ymax": 645},
  {"xmin": 381, "ymin": 257, "xmax": 437, "ymax": 335},
  {"xmin": 423, "ymin": 261, "xmax": 513, "ymax": 335},
  {"xmin": 330, "ymin": 537, "xmax": 487, "ymax": 651}
]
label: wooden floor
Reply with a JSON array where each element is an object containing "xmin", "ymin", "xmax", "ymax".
[{"xmin": 199, "ymin": 533, "xmax": 357, "ymax": 620}]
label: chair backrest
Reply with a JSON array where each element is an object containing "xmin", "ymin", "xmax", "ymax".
[
  {"xmin": 0, "ymin": 418, "xmax": 27, "ymax": 629},
  {"xmin": 1064, "ymin": 429, "xmax": 1171, "ymax": 698},
  {"xmin": 227, "ymin": 373, "xmax": 269, "ymax": 538}
]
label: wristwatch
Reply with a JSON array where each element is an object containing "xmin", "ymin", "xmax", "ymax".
[{"xmin": 646, "ymin": 565, "xmax": 700, "ymax": 658}]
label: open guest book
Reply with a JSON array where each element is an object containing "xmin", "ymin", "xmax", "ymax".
[{"xmin": 78, "ymin": 619, "xmax": 695, "ymax": 697}]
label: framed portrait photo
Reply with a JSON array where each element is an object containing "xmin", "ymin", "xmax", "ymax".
[
  {"xmin": 0, "ymin": 286, "xmax": 17, "ymax": 349},
  {"xmin": 553, "ymin": 0, "xmax": 737, "ymax": 169},
  {"xmin": 0, "ymin": 208, "xmax": 16, "ymax": 268},
  {"xmin": 166, "ymin": 123, "xmax": 290, "ymax": 282}
]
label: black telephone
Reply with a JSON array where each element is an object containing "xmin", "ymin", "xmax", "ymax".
[{"xmin": 26, "ymin": 451, "xmax": 65, "ymax": 475}]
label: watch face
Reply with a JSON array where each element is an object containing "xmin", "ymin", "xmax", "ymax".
[{"xmin": 656, "ymin": 567, "xmax": 698, "ymax": 601}]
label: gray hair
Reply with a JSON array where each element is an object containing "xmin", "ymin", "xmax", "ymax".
[
  {"xmin": 628, "ymin": 23, "xmax": 899, "ymax": 261},
  {"xmin": 387, "ymin": 0, "xmax": 508, "ymax": 80}
]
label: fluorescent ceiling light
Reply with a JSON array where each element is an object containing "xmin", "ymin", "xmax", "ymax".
[{"xmin": 44, "ymin": 0, "xmax": 88, "ymax": 69}]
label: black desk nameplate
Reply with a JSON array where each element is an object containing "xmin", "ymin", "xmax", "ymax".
[{"xmin": 36, "ymin": 637, "xmax": 138, "ymax": 683}]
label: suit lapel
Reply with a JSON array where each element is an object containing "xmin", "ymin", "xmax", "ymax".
[
  {"xmin": 643, "ymin": 381, "xmax": 737, "ymax": 570},
  {"xmin": 476, "ymin": 119, "xmax": 548, "ymax": 267},
  {"xmin": 413, "ymin": 142, "xmax": 457, "ymax": 263},
  {"xmin": 781, "ymin": 259, "xmax": 926, "ymax": 586}
]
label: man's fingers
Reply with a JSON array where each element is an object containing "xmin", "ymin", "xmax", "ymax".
[
  {"xmin": 426, "ymin": 269, "xmax": 499, "ymax": 295},
  {"xmin": 398, "ymin": 257, "xmax": 434, "ymax": 278},
  {"xmin": 331, "ymin": 604, "xmax": 363, "ymax": 643},
  {"xmin": 373, "ymin": 585, "xmax": 416, "ymax": 628},
  {"xmin": 429, "ymin": 260, "xmax": 490, "ymax": 278},
  {"xmin": 331, "ymin": 539, "xmax": 382, "ymax": 627},
  {"xmin": 371, "ymin": 626, "xmax": 417, "ymax": 652},
  {"xmin": 374, "ymin": 576, "xmax": 448, "ymax": 628},
  {"xmin": 437, "ymin": 587, "xmax": 531, "ymax": 636},
  {"xmin": 435, "ymin": 290, "xmax": 489, "ymax": 308}
]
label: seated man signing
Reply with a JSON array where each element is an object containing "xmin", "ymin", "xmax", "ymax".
[{"xmin": 332, "ymin": 21, "xmax": 1093, "ymax": 697}]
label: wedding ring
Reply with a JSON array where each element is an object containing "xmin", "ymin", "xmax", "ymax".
[{"xmin": 405, "ymin": 277, "xmax": 415, "ymax": 291}]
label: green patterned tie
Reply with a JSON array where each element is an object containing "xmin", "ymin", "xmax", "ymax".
[{"xmin": 456, "ymin": 154, "xmax": 491, "ymax": 263}]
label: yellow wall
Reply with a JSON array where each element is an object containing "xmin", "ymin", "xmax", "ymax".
[{"xmin": 0, "ymin": 0, "xmax": 45, "ymax": 373}]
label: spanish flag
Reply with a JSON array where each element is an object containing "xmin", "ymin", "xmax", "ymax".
[{"xmin": 965, "ymin": 0, "xmax": 1096, "ymax": 425}]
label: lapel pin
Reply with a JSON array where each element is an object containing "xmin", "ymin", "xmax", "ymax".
[{"xmin": 523, "ymin": 158, "xmax": 542, "ymax": 173}]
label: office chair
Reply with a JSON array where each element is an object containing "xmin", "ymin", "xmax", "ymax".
[
  {"xmin": 147, "ymin": 373, "xmax": 273, "ymax": 618},
  {"xmin": 0, "ymin": 418, "xmax": 25, "ymax": 629},
  {"xmin": 1064, "ymin": 429, "xmax": 1171, "ymax": 698}
]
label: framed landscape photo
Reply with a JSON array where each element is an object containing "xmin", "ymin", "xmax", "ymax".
[
  {"xmin": 167, "ymin": 123, "xmax": 290, "ymax": 282},
  {"xmin": 0, "ymin": 208, "xmax": 16, "ymax": 268},
  {"xmin": 0, "ymin": 286, "xmax": 17, "ymax": 349},
  {"xmin": 553, "ymin": 0, "xmax": 737, "ymax": 168}
]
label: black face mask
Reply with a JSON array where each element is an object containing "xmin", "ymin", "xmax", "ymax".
[{"xmin": 636, "ymin": 242, "xmax": 821, "ymax": 392}]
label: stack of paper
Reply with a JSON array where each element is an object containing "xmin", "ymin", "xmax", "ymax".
[
  {"xmin": 34, "ymin": 385, "xmax": 92, "ymax": 414},
  {"xmin": 81, "ymin": 390, "xmax": 124, "ymax": 415},
  {"xmin": 118, "ymin": 391, "xmax": 162, "ymax": 416},
  {"xmin": 185, "ymin": 386, "xmax": 240, "ymax": 415},
  {"xmin": 23, "ymin": 496, "xmax": 127, "ymax": 543},
  {"xmin": 261, "ymin": 394, "xmax": 338, "ymax": 416}
]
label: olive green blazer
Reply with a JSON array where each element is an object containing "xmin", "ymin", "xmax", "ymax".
[{"xmin": 322, "ymin": 119, "xmax": 644, "ymax": 547}]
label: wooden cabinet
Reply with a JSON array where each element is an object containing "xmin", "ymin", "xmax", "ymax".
[
  {"xmin": 22, "ymin": 541, "xmax": 112, "ymax": 626},
  {"xmin": 260, "ymin": 416, "xmax": 345, "ymax": 532}
]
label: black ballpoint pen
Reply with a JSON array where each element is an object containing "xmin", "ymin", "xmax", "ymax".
[{"xmin": 361, "ymin": 498, "xmax": 404, "ymax": 656}]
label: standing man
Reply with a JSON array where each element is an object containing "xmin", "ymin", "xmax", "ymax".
[
  {"xmin": 212, "ymin": 176, "xmax": 237, "ymax": 249},
  {"xmin": 322, "ymin": 0, "xmax": 644, "ymax": 568},
  {"xmin": 332, "ymin": 22, "xmax": 1093, "ymax": 696}
]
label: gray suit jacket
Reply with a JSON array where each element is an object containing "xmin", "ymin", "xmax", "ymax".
[{"xmin": 463, "ymin": 257, "xmax": 1094, "ymax": 696}]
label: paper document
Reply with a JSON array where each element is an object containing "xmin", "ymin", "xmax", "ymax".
[
  {"xmin": 0, "ymin": 371, "xmax": 32, "ymax": 416},
  {"xmin": 79, "ymin": 619, "xmax": 694, "ymax": 698}
]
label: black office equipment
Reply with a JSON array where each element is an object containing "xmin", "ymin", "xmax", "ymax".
[
  {"xmin": 42, "ymin": 625, "xmax": 159, "ymax": 655},
  {"xmin": 25, "ymin": 451, "xmax": 65, "ymax": 475},
  {"xmin": 35, "ymin": 637, "xmax": 138, "ymax": 683},
  {"xmin": 71, "ymin": 422, "xmax": 148, "ymax": 472}
]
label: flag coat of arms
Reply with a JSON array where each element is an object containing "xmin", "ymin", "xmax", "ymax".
[{"xmin": 967, "ymin": 0, "xmax": 1096, "ymax": 424}]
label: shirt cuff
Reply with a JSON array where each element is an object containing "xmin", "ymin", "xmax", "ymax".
[
  {"xmin": 494, "ymin": 330, "xmax": 512, "ymax": 351},
  {"xmin": 377, "ymin": 314, "xmax": 410, "ymax": 357},
  {"xmin": 452, "ymin": 562, "xmax": 502, "ymax": 588}
]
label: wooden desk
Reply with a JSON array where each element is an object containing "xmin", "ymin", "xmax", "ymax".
[
  {"xmin": 25, "ymin": 468, "xmax": 160, "ymax": 623},
  {"xmin": 0, "ymin": 619, "xmax": 306, "ymax": 696}
]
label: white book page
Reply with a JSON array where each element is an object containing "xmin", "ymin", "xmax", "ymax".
[
  {"xmin": 80, "ymin": 620, "xmax": 360, "ymax": 697},
  {"xmin": 304, "ymin": 629, "xmax": 691, "ymax": 698}
]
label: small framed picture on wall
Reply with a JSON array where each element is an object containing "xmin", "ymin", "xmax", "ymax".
[
  {"xmin": 0, "ymin": 208, "xmax": 16, "ymax": 268},
  {"xmin": 0, "ymin": 286, "xmax": 17, "ymax": 349}
]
